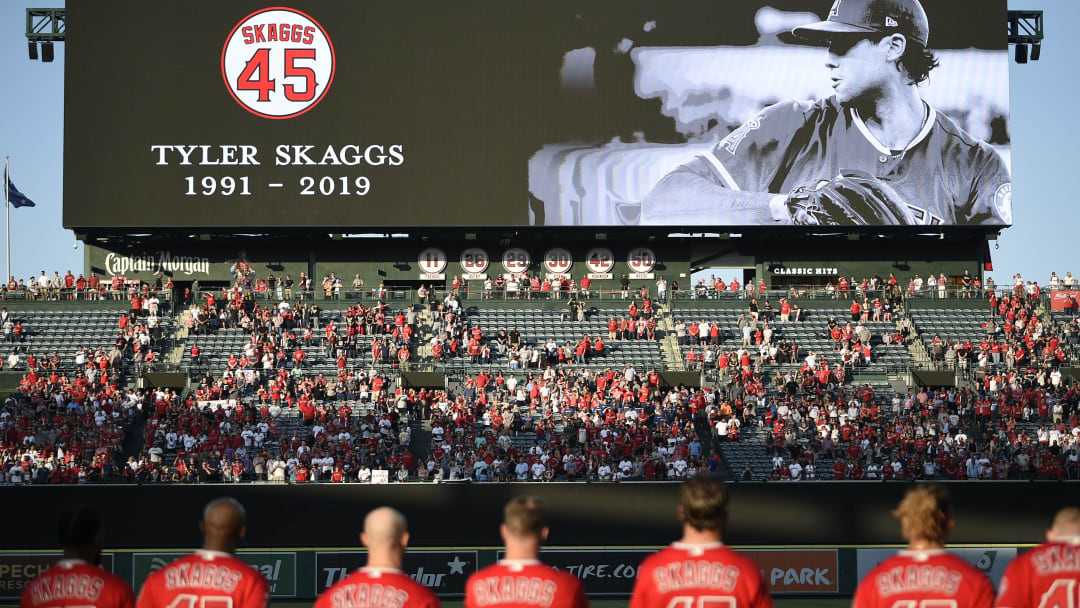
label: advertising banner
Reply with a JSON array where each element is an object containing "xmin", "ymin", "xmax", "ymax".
[
  {"xmin": 315, "ymin": 550, "xmax": 478, "ymax": 597},
  {"xmin": 1050, "ymin": 290, "xmax": 1080, "ymax": 312},
  {"xmin": 0, "ymin": 554, "xmax": 115, "ymax": 600},
  {"xmin": 496, "ymin": 548, "xmax": 838, "ymax": 595}
]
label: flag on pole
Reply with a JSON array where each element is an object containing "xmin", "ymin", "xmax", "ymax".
[{"xmin": 4, "ymin": 168, "xmax": 36, "ymax": 208}]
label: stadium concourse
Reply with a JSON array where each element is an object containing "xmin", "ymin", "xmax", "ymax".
[{"xmin": 0, "ymin": 272, "xmax": 1078, "ymax": 485}]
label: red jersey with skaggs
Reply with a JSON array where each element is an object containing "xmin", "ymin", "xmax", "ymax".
[
  {"xmin": 994, "ymin": 538, "xmax": 1080, "ymax": 608},
  {"xmin": 20, "ymin": 559, "xmax": 134, "ymax": 608},
  {"xmin": 852, "ymin": 549, "xmax": 994, "ymax": 608},
  {"xmin": 465, "ymin": 560, "xmax": 587, "ymax": 608},
  {"xmin": 696, "ymin": 96, "xmax": 1012, "ymax": 226},
  {"xmin": 315, "ymin": 567, "xmax": 439, "ymax": 608},
  {"xmin": 629, "ymin": 543, "xmax": 773, "ymax": 608},
  {"xmin": 135, "ymin": 551, "xmax": 267, "ymax": 608}
]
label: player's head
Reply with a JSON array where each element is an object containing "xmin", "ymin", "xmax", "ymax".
[
  {"xmin": 200, "ymin": 497, "xmax": 247, "ymax": 553},
  {"xmin": 678, "ymin": 475, "xmax": 729, "ymax": 535},
  {"xmin": 361, "ymin": 507, "xmax": 410, "ymax": 557},
  {"xmin": 58, "ymin": 507, "xmax": 105, "ymax": 564},
  {"xmin": 793, "ymin": 0, "xmax": 938, "ymax": 103},
  {"xmin": 892, "ymin": 484, "xmax": 953, "ymax": 546},
  {"xmin": 501, "ymin": 496, "xmax": 550, "ymax": 547},
  {"xmin": 1047, "ymin": 507, "xmax": 1080, "ymax": 542}
]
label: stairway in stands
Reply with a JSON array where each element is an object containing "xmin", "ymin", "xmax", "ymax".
[{"xmin": 657, "ymin": 303, "xmax": 685, "ymax": 371}]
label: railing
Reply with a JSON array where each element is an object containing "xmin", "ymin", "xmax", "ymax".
[
  {"xmin": 670, "ymin": 286, "xmax": 1010, "ymax": 302},
  {"xmin": 0, "ymin": 285, "xmax": 173, "ymax": 302},
  {"xmin": 182, "ymin": 284, "xmax": 1061, "ymax": 308},
  {"xmin": 189, "ymin": 286, "xmax": 668, "ymax": 307}
]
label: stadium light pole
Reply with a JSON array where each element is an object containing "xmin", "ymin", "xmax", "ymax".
[
  {"xmin": 4, "ymin": 157, "xmax": 9, "ymax": 282},
  {"xmin": 24, "ymin": 8, "xmax": 65, "ymax": 62},
  {"xmin": 1008, "ymin": 10, "xmax": 1044, "ymax": 63}
]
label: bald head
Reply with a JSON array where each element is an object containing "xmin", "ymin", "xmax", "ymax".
[
  {"xmin": 360, "ymin": 507, "xmax": 409, "ymax": 569},
  {"xmin": 362, "ymin": 507, "xmax": 408, "ymax": 550},
  {"xmin": 200, "ymin": 498, "xmax": 247, "ymax": 553},
  {"xmin": 1050, "ymin": 507, "xmax": 1080, "ymax": 540}
]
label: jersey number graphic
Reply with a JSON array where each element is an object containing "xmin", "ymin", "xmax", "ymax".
[
  {"xmin": 665, "ymin": 596, "xmax": 736, "ymax": 608},
  {"xmin": 889, "ymin": 601, "xmax": 957, "ymax": 608},
  {"xmin": 1039, "ymin": 579, "xmax": 1079, "ymax": 608},
  {"xmin": 905, "ymin": 204, "xmax": 944, "ymax": 226},
  {"xmin": 165, "ymin": 595, "xmax": 234, "ymax": 608},
  {"xmin": 237, "ymin": 49, "xmax": 316, "ymax": 102}
]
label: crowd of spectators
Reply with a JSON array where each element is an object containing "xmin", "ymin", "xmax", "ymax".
[
  {"xmin": 925, "ymin": 282, "xmax": 1066, "ymax": 375},
  {"xmin": 2, "ymin": 271, "xmax": 173, "ymax": 301},
  {"xmin": 426, "ymin": 296, "xmax": 659, "ymax": 370},
  {"xmin": 676, "ymin": 296, "xmax": 901, "ymax": 375},
  {"xmin": 416, "ymin": 367, "xmax": 724, "ymax": 482},
  {"xmin": 0, "ymin": 367, "xmax": 141, "ymax": 484},
  {"xmin": 122, "ymin": 377, "xmax": 422, "ymax": 483},
  {"xmin": 747, "ymin": 381, "xmax": 1080, "ymax": 482}
]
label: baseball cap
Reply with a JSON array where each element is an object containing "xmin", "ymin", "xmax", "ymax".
[{"xmin": 793, "ymin": 0, "xmax": 929, "ymax": 48}]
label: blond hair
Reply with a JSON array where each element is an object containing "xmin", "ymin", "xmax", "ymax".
[
  {"xmin": 893, "ymin": 485, "xmax": 952, "ymax": 545},
  {"xmin": 504, "ymin": 497, "xmax": 546, "ymax": 538},
  {"xmin": 680, "ymin": 476, "xmax": 729, "ymax": 532}
]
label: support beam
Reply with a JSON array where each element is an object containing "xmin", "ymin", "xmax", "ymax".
[{"xmin": 25, "ymin": 8, "xmax": 65, "ymax": 42}]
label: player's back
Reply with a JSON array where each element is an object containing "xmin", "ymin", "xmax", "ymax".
[
  {"xmin": 466, "ymin": 559, "xmax": 587, "ymax": 608},
  {"xmin": 21, "ymin": 559, "xmax": 134, "ymax": 608},
  {"xmin": 316, "ymin": 567, "xmax": 439, "ymax": 608},
  {"xmin": 629, "ymin": 543, "xmax": 772, "ymax": 608},
  {"xmin": 135, "ymin": 551, "xmax": 267, "ymax": 608},
  {"xmin": 995, "ymin": 539, "xmax": 1080, "ymax": 608},
  {"xmin": 853, "ymin": 549, "xmax": 994, "ymax": 608}
]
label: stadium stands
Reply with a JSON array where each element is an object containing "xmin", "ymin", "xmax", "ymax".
[{"xmin": 3, "ymin": 275, "xmax": 1078, "ymax": 484}]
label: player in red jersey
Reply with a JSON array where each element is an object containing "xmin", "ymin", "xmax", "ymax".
[
  {"xmin": 853, "ymin": 484, "xmax": 994, "ymax": 608},
  {"xmin": 465, "ymin": 497, "xmax": 588, "ymax": 608},
  {"xmin": 135, "ymin": 498, "xmax": 268, "ymax": 608},
  {"xmin": 21, "ymin": 508, "xmax": 135, "ymax": 608},
  {"xmin": 314, "ymin": 507, "xmax": 439, "ymax": 608},
  {"xmin": 315, "ymin": 507, "xmax": 438, "ymax": 608},
  {"xmin": 994, "ymin": 507, "xmax": 1080, "ymax": 608},
  {"xmin": 629, "ymin": 477, "xmax": 773, "ymax": 608}
]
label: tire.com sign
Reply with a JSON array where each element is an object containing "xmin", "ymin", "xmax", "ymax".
[{"xmin": 497, "ymin": 549, "xmax": 838, "ymax": 595}]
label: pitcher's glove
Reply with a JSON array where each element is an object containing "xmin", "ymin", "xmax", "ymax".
[{"xmin": 785, "ymin": 171, "xmax": 916, "ymax": 226}]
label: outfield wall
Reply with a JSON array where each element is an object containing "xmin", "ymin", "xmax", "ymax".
[{"xmin": 0, "ymin": 482, "xmax": 1063, "ymax": 598}]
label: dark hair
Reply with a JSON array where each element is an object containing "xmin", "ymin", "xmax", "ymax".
[
  {"xmin": 874, "ymin": 34, "xmax": 939, "ymax": 85},
  {"xmin": 58, "ymin": 508, "xmax": 102, "ymax": 547},
  {"xmin": 899, "ymin": 41, "xmax": 940, "ymax": 85},
  {"xmin": 679, "ymin": 475, "xmax": 729, "ymax": 532}
]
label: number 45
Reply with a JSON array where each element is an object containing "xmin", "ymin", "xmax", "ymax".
[
  {"xmin": 666, "ymin": 597, "xmax": 736, "ymax": 608},
  {"xmin": 237, "ymin": 49, "xmax": 316, "ymax": 102},
  {"xmin": 166, "ymin": 595, "xmax": 234, "ymax": 608}
]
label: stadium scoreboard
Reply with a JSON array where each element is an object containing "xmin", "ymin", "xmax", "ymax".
[{"xmin": 64, "ymin": 0, "xmax": 1010, "ymax": 230}]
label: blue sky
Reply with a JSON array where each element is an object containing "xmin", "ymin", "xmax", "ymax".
[{"xmin": 0, "ymin": 1, "xmax": 1068, "ymax": 283}]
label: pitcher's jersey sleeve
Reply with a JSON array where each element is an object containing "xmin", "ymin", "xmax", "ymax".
[
  {"xmin": 699, "ymin": 100, "xmax": 825, "ymax": 194},
  {"xmin": 964, "ymin": 144, "xmax": 1012, "ymax": 225}
]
